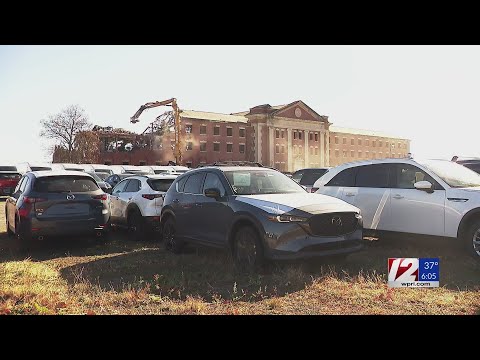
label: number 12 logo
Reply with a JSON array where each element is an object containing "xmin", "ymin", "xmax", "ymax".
[{"xmin": 388, "ymin": 258, "xmax": 419, "ymax": 282}]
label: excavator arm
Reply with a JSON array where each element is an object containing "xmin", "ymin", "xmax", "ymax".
[{"xmin": 129, "ymin": 98, "xmax": 183, "ymax": 165}]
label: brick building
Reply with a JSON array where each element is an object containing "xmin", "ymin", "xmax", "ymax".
[
  {"xmin": 328, "ymin": 126, "xmax": 411, "ymax": 167},
  {"xmin": 90, "ymin": 100, "xmax": 410, "ymax": 171}
]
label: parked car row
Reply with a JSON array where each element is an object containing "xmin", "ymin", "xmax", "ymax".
[{"xmin": 4, "ymin": 158, "xmax": 480, "ymax": 272}]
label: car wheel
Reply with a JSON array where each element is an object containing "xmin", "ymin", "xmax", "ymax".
[
  {"xmin": 6, "ymin": 214, "xmax": 14, "ymax": 238},
  {"xmin": 163, "ymin": 218, "xmax": 183, "ymax": 254},
  {"xmin": 127, "ymin": 210, "xmax": 146, "ymax": 242},
  {"xmin": 232, "ymin": 226, "xmax": 264, "ymax": 273},
  {"xmin": 464, "ymin": 220, "xmax": 480, "ymax": 259}
]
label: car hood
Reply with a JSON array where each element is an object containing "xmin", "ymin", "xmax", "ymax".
[{"xmin": 236, "ymin": 193, "xmax": 359, "ymax": 215}]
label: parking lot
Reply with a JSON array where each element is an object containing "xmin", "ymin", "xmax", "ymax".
[{"xmin": 1, "ymin": 199, "xmax": 479, "ymax": 315}]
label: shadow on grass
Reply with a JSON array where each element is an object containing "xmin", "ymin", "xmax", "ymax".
[{"xmin": 58, "ymin": 236, "xmax": 480, "ymax": 303}]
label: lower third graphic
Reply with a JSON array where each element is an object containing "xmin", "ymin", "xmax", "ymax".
[{"xmin": 388, "ymin": 258, "xmax": 439, "ymax": 288}]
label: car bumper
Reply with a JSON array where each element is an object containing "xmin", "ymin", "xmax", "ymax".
[
  {"xmin": 26, "ymin": 215, "xmax": 110, "ymax": 237},
  {"xmin": 262, "ymin": 224, "xmax": 364, "ymax": 260},
  {"xmin": 144, "ymin": 216, "xmax": 161, "ymax": 231}
]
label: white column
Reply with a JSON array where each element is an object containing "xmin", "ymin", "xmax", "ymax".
[
  {"xmin": 304, "ymin": 130, "xmax": 309, "ymax": 168},
  {"xmin": 254, "ymin": 123, "xmax": 261, "ymax": 163},
  {"xmin": 325, "ymin": 130, "xmax": 330, "ymax": 166},
  {"xmin": 269, "ymin": 126, "xmax": 275, "ymax": 167},
  {"xmin": 287, "ymin": 128, "xmax": 293, "ymax": 172},
  {"xmin": 320, "ymin": 129, "xmax": 325, "ymax": 166}
]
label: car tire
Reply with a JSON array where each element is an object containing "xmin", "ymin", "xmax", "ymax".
[
  {"xmin": 232, "ymin": 226, "xmax": 264, "ymax": 273},
  {"xmin": 15, "ymin": 217, "xmax": 31, "ymax": 252},
  {"xmin": 463, "ymin": 219, "xmax": 480, "ymax": 259},
  {"xmin": 163, "ymin": 217, "xmax": 183, "ymax": 254},
  {"xmin": 127, "ymin": 210, "xmax": 146, "ymax": 242},
  {"xmin": 6, "ymin": 214, "xmax": 14, "ymax": 238}
]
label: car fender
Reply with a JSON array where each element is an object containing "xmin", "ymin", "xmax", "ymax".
[
  {"xmin": 457, "ymin": 207, "xmax": 480, "ymax": 238},
  {"xmin": 227, "ymin": 212, "xmax": 267, "ymax": 247}
]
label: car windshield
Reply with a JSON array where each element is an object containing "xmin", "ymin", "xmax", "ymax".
[
  {"xmin": 95, "ymin": 172, "xmax": 109, "ymax": 180},
  {"xmin": 421, "ymin": 160, "xmax": 480, "ymax": 188},
  {"xmin": 224, "ymin": 169, "xmax": 306, "ymax": 195},
  {"xmin": 148, "ymin": 179, "xmax": 175, "ymax": 192},
  {"xmin": 34, "ymin": 176, "xmax": 99, "ymax": 193},
  {"xmin": 30, "ymin": 167, "xmax": 52, "ymax": 171},
  {"xmin": 86, "ymin": 172, "xmax": 102, "ymax": 182}
]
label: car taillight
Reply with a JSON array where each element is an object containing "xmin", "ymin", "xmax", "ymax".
[
  {"xmin": 92, "ymin": 194, "xmax": 108, "ymax": 201},
  {"xmin": 310, "ymin": 187, "xmax": 319, "ymax": 193},
  {"xmin": 142, "ymin": 194, "xmax": 163, "ymax": 200},
  {"xmin": 23, "ymin": 196, "xmax": 47, "ymax": 204}
]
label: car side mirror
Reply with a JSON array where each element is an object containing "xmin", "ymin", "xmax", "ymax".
[
  {"xmin": 204, "ymin": 187, "xmax": 221, "ymax": 199},
  {"xmin": 414, "ymin": 181, "xmax": 433, "ymax": 193}
]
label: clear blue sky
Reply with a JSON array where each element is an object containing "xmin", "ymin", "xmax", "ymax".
[{"xmin": 1, "ymin": 45, "xmax": 479, "ymax": 164}]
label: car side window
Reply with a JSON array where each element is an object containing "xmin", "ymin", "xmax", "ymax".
[
  {"xmin": 325, "ymin": 167, "xmax": 357, "ymax": 187},
  {"xmin": 183, "ymin": 173, "xmax": 205, "ymax": 195},
  {"xmin": 15, "ymin": 177, "xmax": 25, "ymax": 193},
  {"xmin": 393, "ymin": 164, "xmax": 442, "ymax": 190},
  {"xmin": 176, "ymin": 176, "xmax": 187, "ymax": 193},
  {"xmin": 124, "ymin": 179, "xmax": 141, "ymax": 192},
  {"xmin": 291, "ymin": 170, "xmax": 303, "ymax": 183},
  {"xmin": 203, "ymin": 173, "xmax": 226, "ymax": 197},
  {"xmin": 355, "ymin": 164, "xmax": 390, "ymax": 188},
  {"xmin": 19, "ymin": 176, "xmax": 29, "ymax": 193},
  {"xmin": 113, "ymin": 179, "xmax": 129, "ymax": 194}
]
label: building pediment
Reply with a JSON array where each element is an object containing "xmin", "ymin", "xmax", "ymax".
[{"xmin": 272, "ymin": 100, "xmax": 327, "ymax": 122}]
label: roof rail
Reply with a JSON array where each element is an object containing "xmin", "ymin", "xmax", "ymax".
[{"xmin": 197, "ymin": 161, "xmax": 264, "ymax": 168}]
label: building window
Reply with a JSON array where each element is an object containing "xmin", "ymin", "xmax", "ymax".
[
  {"xmin": 275, "ymin": 161, "xmax": 280, "ymax": 170},
  {"xmin": 214, "ymin": 142, "xmax": 220, "ymax": 152},
  {"xmin": 299, "ymin": 131, "xmax": 302, "ymax": 140},
  {"xmin": 358, "ymin": 138, "xmax": 362, "ymax": 146},
  {"xmin": 186, "ymin": 161, "xmax": 192, "ymax": 168},
  {"xmin": 358, "ymin": 151, "xmax": 362, "ymax": 157},
  {"xmin": 239, "ymin": 144, "xmax": 245, "ymax": 153},
  {"xmin": 214, "ymin": 126, "xmax": 220, "ymax": 136},
  {"xmin": 391, "ymin": 143, "xmax": 395, "ymax": 149},
  {"xmin": 351, "ymin": 138, "xmax": 354, "ymax": 145},
  {"xmin": 186, "ymin": 142, "xmax": 193, "ymax": 151},
  {"xmin": 398, "ymin": 142, "xmax": 401, "ymax": 149},
  {"xmin": 379, "ymin": 140, "xmax": 383, "ymax": 147},
  {"xmin": 281, "ymin": 130, "xmax": 285, "ymax": 139},
  {"xmin": 351, "ymin": 150, "xmax": 354, "ymax": 157},
  {"xmin": 314, "ymin": 147, "xmax": 318, "ymax": 155},
  {"xmin": 171, "ymin": 140, "xmax": 175, "ymax": 150},
  {"xmin": 239, "ymin": 128, "xmax": 245, "ymax": 137},
  {"xmin": 227, "ymin": 143, "xmax": 233, "ymax": 153},
  {"xmin": 310, "ymin": 147, "xmax": 313, "ymax": 155},
  {"xmin": 275, "ymin": 144, "xmax": 280, "ymax": 154},
  {"xmin": 309, "ymin": 133, "xmax": 313, "ymax": 141},
  {"xmin": 294, "ymin": 145, "xmax": 297, "ymax": 155},
  {"xmin": 373, "ymin": 140, "xmax": 376, "ymax": 147},
  {"xmin": 386, "ymin": 141, "xmax": 389, "ymax": 148},
  {"xmin": 294, "ymin": 131, "xmax": 297, "ymax": 140},
  {"xmin": 365, "ymin": 139, "xmax": 370, "ymax": 146},
  {"xmin": 379, "ymin": 152, "xmax": 383, "ymax": 158},
  {"xmin": 200, "ymin": 125, "xmax": 207, "ymax": 135},
  {"xmin": 185, "ymin": 124, "xmax": 193, "ymax": 134},
  {"xmin": 315, "ymin": 133, "xmax": 318, "ymax": 142},
  {"xmin": 372, "ymin": 152, "xmax": 376, "ymax": 158},
  {"xmin": 335, "ymin": 150, "xmax": 339, "ymax": 157},
  {"xmin": 200, "ymin": 142, "xmax": 207, "ymax": 152},
  {"xmin": 343, "ymin": 150, "xmax": 347, "ymax": 157},
  {"xmin": 139, "ymin": 161, "xmax": 146, "ymax": 166},
  {"xmin": 335, "ymin": 136, "xmax": 339, "ymax": 144},
  {"xmin": 227, "ymin": 127, "xmax": 233, "ymax": 136},
  {"xmin": 343, "ymin": 137, "xmax": 346, "ymax": 145},
  {"xmin": 276, "ymin": 129, "xmax": 280, "ymax": 139},
  {"xmin": 281, "ymin": 145, "xmax": 285, "ymax": 154}
]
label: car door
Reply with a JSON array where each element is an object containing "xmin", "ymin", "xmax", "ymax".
[
  {"xmin": 196, "ymin": 172, "xmax": 232, "ymax": 245},
  {"xmin": 389, "ymin": 163, "xmax": 446, "ymax": 236},
  {"xmin": 350, "ymin": 164, "xmax": 392, "ymax": 231},
  {"xmin": 318, "ymin": 167, "xmax": 357, "ymax": 203},
  {"xmin": 118, "ymin": 179, "xmax": 141, "ymax": 221},
  {"xmin": 110, "ymin": 179, "xmax": 130, "ymax": 222},
  {"xmin": 177, "ymin": 172, "xmax": 206, "ymax": 241}
]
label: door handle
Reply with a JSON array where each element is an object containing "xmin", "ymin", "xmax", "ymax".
[
  {"xmin": 345, "ymin": 192, "xmax": 355, "ymax": 197},
  {"xmin": 173, "ymin": 199, "xmax": 180, "ymax": 203},
  {"xmin": 393, "ymin": 194, "xmax": 404, "ymax": 199}
]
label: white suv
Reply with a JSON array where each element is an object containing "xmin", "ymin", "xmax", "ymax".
[
  {"xmin": 314, "ymin": 158, "xmax": 480, "ymax": 259},
  {"xmin": 109, "ymin": 174, "xmax": 177, "ymax": 241}
]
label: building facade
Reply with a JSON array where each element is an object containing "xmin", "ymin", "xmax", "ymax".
[
  {"xmin": 90, "ymin": 100, "xmax": 410, "ymax": 171},
  {"xmin": 328, "ymin": 126, "xmax": 411, "ymax": 167}
]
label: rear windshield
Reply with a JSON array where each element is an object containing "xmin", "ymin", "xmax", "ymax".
[
  {"xmin": 300, "ymin": 169, "xmax": 328, "ymax": 185},
  {"xmin": 30, "ymin": 167, "xmax": 52, "ymax": 171},
  {"xmin": 154, "ymin": 170, "xmax": 170, "ymax": 174},
  {"xmin": 0, "ymin": 173, "xmax": 21, "ymax": 180},
  {"xmin": 0, "ymin": 166, "xmax": 16, "ymax": 171},
  {"xmin": 34, "ymin": 176, "xmax": 99, "ymax": 193},
  {"xmin": 148, "ymin": 179, "xmax": 175, "ymax": 192}
]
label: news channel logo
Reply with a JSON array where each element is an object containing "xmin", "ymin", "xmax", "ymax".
[{"xmin": 388, "ymin": 258, "xmax": 439, "ymax": 288}]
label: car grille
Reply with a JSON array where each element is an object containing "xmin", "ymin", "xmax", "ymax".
[{"xmin": 308, "ymin": 212, "xmax": 358, "ymax": 236}]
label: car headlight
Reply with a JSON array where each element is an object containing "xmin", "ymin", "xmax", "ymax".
[{"xmin": 267, "ymin": 214, "xmax": 308, "ymax": 223}]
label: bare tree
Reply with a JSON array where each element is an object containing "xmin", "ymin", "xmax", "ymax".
[{"xmin": 40, "ymin": 105, "xmax": 92, "ymax": 162}]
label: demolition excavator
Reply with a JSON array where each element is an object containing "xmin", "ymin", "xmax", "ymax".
[{"xmin": 130, "ymin": 98, "xmax": 183, "ymax": 165}]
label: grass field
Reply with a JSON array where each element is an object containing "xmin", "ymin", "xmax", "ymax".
[{"xmin": 1, "ymin": 199, "xmax": 479, "ymax": 315}]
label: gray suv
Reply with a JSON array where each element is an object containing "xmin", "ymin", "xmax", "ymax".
[{"xmin": 161, "ymin": 166, "xmax": 363, "ymax": 270}]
